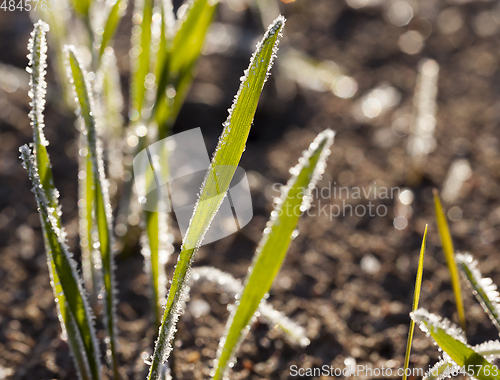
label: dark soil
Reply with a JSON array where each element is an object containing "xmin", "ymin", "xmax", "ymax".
[{"xmin": 1, "ymin": 0, "xmax": 500, "ymax": 379}]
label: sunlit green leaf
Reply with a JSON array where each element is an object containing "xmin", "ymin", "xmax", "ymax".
[
  {"xmin": 434, "ymin": 189, "xmax": 466, "ymax": 330},
  {"xmin": 402, "ymin": 225, "xmax": 427, "ymax": 380},
  {"xmin": 412, "ymin": 309, "xmax": 497, "ymax": 380},
  {"xmin": 146, "ymin": 15, "xmax": 285, "ymax": 380},
  {"xmin": 65, "ymin": 46, "xmax": 119, "ymax": 379}
]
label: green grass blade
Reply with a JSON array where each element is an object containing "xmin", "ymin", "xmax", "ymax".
[
  {"xmin": 153, "ymin": 0, "xmax": 218, "ymax": 138},
  {"xmin": 146, "ymin": 16, "xmax": 285, "ymax": 380},
  {"xmin": 213, "ymin": 129, "xmax": 334, "ymax": 380},
  {"xmin": 20, "ymin": 147, "xmax": 102, "ymax": 380},
  {"xmin": 412, "ymin": 309, "xmax": 498, "ymax": 380},
  {"xmin": 79, "ymin": 150, "xmax": 99, "ymax": 301},
  {"xmin": 34, "ymin": 1, "xmax": 73, "ymax": 108},
  {"xmin": 425, "ymin": 341, "xmax": 500, "ymax": 380},
  {"xmin": 402, "ymin": 225, "xmax": 428, "ymax": 380},
  {"xmin": 97, "ymin": 0, "xmax": 126, "ymax": 65},
  {"xmin": 143, "ymin": 211, "xmax": 160, "ymax": 326},
  {"xmin": 70, "ymin": 0, "xmax": 91, "ymax": 17},
  {"xmin": 95, "ymin": 47, "xmax": 125, "ymax": 137},
  {"xmin": 143, "ymin": 208, "xmax": 172, "ymax": 327},
  {"xmin": 433, "ymin": 188, "xmax": 466, "ymax": 330},
  {"xmin": 424, "ymin": 359, "xmax": 453, "ymax": 380},
  {"xmin": 457, "ymin": 253, "xmax": 500, "ymax": 333},
  {"xmin": 28, "ymin": 21, "xmax": 55, "ymax": 211},
  {"xmin": 130, "ymin": 0, "xmax": 154, "ymax": 122},
  {"xmin": 156, "ymin": 0, "xmax": 174, "ymax": 80},
  {"xmin": 24, "ymin": 21, "xmax": 101, "ymax": 380},
  {"xmin": 65, "ymin": 46, "xmax": 119, "ymax": 379}
]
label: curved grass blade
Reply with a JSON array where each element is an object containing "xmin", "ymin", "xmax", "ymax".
[
  {"xmin": 411, "ymin": 309, "xmax": 497, "ymax": 380},
  {"xmin": 433, "ymin": 189, "xmax": 466, "ymax": 330},
  {"xmin": 82, "ymin": 49, "xmax": 123, "ymax": 303},
  {"xmin": 425, "ymin": 341, "xmax": 500, "ymax": 380},
  {"xmin": 457, "ymin": 253, "xmax": 500, "ymax": 333},
  {"xmin": 24, "ymin": 21, "xmax": 101, "ymax": 380},
  {"xmin": 21, "ymin": 147, "xmax": 102, "ymax": 380},
  {"xmin": 152, "ymin": 0, "xmax": 218, "ymax": 138},
  {"xmin": 146, "ymin": 16, "xmax": 285, "ymax": 380},
  {"xmin": 425, "ymin": 342, "xmax": 500, "ymax": 380},
  {"xmin": 402, "ymin": 225, "xmax": 427, "ymax": 380},
  {"xmin": 213, "ymin": 129, "xmax": 334, "ymax": 380},
  {"xmin": 190, "ymin": 267, "xmax": 309, "ymax": 347},
  {"xmin": 130, "ymin": 0, "xmax": 154, "ymax": 122},
  {"xmin": 424, "ymin": 357, "xmax": 453, "ymax": 380},
  {"xmin": 65, "ymin": 46, "xmax": 119, "ymax": 379},
  {"xmin": 96, "ymin": 0, "xmax": 126, "ymax": 65}
]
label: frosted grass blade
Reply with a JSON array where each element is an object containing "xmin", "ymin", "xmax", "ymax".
[
  {"xmin": 433, "ymin": 189, "xmax": 466, "ymax": 330},
  {"xmin": 474, "ymin": 341, "xmax": 500, "ymax": 359},
  {"xmin": 65, "ymin": 46, "xmax": 119, "ymax": 379},
  {"xmin": 34, "ymin": 0, "xmax": 73, "ymax": 107},
  {"xmin": 153, "ymin": 0, "xmax": 218, "ymax": 138},
  {"xmin": 97, "ymin": 0, "xmax": 126, "ymax": 65},
  {"xmin": 146, "ymin": 16, "xmax": 285, "ymax": 380},
  {"xmin": 402, "ymin": 225, "xmax": 427, "ymax": 380},
  {"xmin": 457, "ymin": 253, "xmax": 500, "ymax": 333},
  {"xmin": 412, "ymin": 309, "xmax": 497, "ymax": 380},
  {"xmin": 130, "ymin": 0, "xmax": 153, "ymax": 122},
  {"xmin": 424, "ymin": 358, "xmax": 452, "ymax": 380},
  {"xmin": 21, "ymin": 147, "xmax": 102, "ymax": 380},
  {"xmin": 425, "ymin": 341, "xmax": 500, "ymax": 380},
  {"xmin": 28, "ymin": 21, "xmax": 54, "ymax": 207},
  {"xmin": 213, "ymin": 128, "xmax": 334, "ymax": 380},
  {"xmin": 24, "ymin": 21, "xmax": 101, "ymax": 380},
  {"xmin": 189, "ymin": 267, "xmax": 309, "ymax": 347}
]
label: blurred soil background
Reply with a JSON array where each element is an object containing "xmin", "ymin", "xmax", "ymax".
[{"xmin": 1, "ymin": 0, "xmax": 500, "ymax": 379}]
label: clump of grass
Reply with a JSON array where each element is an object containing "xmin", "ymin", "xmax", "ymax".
[
  {"xmin": 21, "ymin": 21, "xmax": 102, "ymax": 380},
  {"xmin": 21, "ymin": 6, "xmax": 339, "ymax": 380},
  {"xmin": 406, "ymin": 195, "xmax": 500, "ymax": 380},
  {"xmin": 146, "ymin": 16, "xmax": 287, "ymax": 380}
]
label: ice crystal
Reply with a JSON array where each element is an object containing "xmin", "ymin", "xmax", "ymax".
[
  {"xmin": 146, "ymin": 16, "xmax": 285, "ymax": 380},
  {"xmin": 424, "ymin": 354, "xmax": 454, "ymax": 380},
  {"xmin": 456, "ymin": 253, "xmax": 500, "ymax": 333},
  {"xmin": 411, "ymin": 308, "xmax": 466, "ymax": 344},
  {"xmin": 189, "ymin": 267, "xmax": 309, "ymax": 347},
  {"xmin": 27, "ymin": 20, "xmax": 49, "ymax": 148}
]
